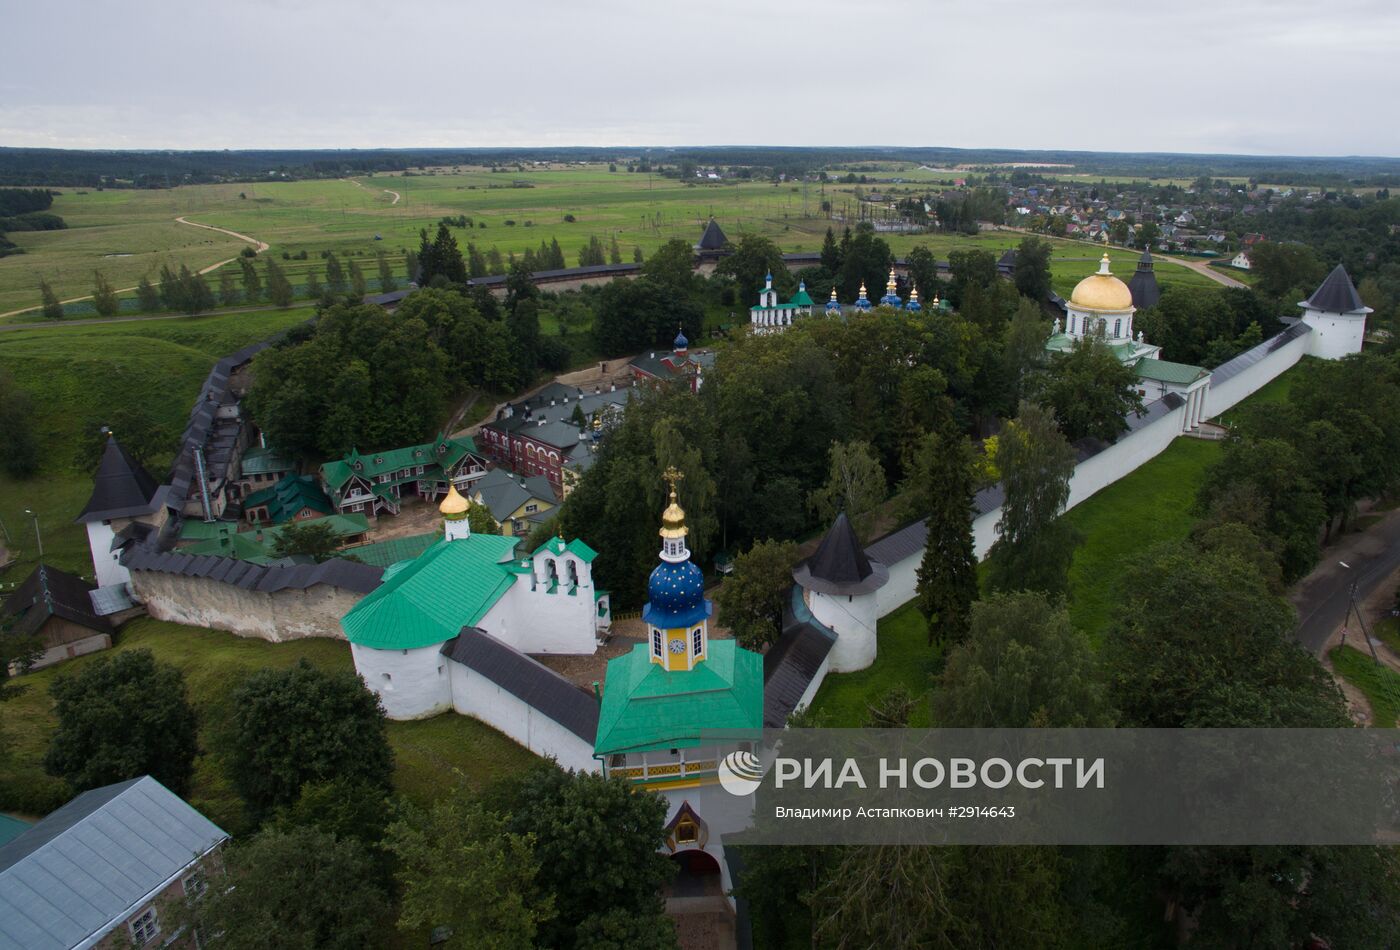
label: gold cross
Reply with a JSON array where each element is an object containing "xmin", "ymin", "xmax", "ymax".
[{"xmin": 662, "ymin": 466, "xmax": 684, "ymax": 497}]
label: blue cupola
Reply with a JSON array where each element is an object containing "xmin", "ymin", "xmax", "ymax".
[
  {"xmin": 673, "ymin": 326, "xmax": 689, "ymax": 355},
  {"xmin": 826, "ymin": 286, "xmax": 842, "ymax": 315},
  {"xmin": 642, "ymin": 469, "xmax": 712, "ymax": 631},
  {"xmin": 855, "ymin": 282, "xmax": 871, "ymax": 311},
  {"xmin": 880, "ymin": 268, "xmax": 902, "ymax": 308},
  {"xmin": 905, "ymin": 285, "xmax": 922, "ymax": 312}
]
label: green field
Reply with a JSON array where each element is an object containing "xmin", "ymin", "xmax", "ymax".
[
  {"xmin": 2, "ymin": 167, "xmax": 1234, "ymax": 319},
  {"xmin": 0, "ymin": 308, "xmax": 315, "ymax": 582},
  {"xmin": 1063, "ymin": 438, "xmax": 1221, "ymax": 642},
  {"xmin": 807, "ymin": 603, "xmax": 939, "ymax": 727},
  {"xmin": 809, "ymin": 435, "xmax": 1221, "ymax": 723},
  {"xmin": 0, "ymin": 618, "xmax": 538, "ymax": 830}
]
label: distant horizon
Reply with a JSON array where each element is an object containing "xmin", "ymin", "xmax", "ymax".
[
  {"xmin": 0, "ymin": 142, "xmax": 1394, "ymax": 162},
  {"xmin": 3, "ymin": 144, "xmax": 1400, "ymax": 162},
  {"xmin": 5, "ymin": 0, "xmax": 1399, "ymax": 158}
]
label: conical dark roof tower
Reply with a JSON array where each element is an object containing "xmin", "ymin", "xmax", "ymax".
[
  {"xmin": 792, "ymin": 512, "xmax": 889, "ymax": 595},
  {"xmin": 695, "ymin": 218, "xmax": 728, "ymax": 252},
  {"xmin": 75, "ymin": 434, "xmax": 164, "ymax": 523},
  {"xmin": 1302, "ymin": 264, "xmax": 1368, "ymax": 313},
  {"xmin": 1127, "ymin": 246, "xmax": 1160, "ymax": 309}
]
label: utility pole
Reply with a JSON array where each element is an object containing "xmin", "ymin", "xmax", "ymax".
[{"xmin": 23, "ymin": 508, "xmax": 42, "ymax": 560}]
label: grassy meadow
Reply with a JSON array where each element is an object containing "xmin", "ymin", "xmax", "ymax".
[
  {"xmin": 0, "ymin": 618, "xmax": 537, "ymax": 830},
  {"xmin": 0, "ymin": 308, "xmax": 315, "ymax": 582},
  {"xmin": 3, "ymin": 165, "xmax": 1234, "ymax": 319}
]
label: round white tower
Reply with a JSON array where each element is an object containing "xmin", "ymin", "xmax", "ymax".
[
  {"xmin": 1300, "ymin": 264, "xmax": 1371, "ymax": 360},
  {"xmin": 792, "ymin": 513, "xmax": 888, "ymax": 673}
]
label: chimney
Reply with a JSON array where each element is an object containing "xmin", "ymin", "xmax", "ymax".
[{"xmin": 592, "ymin": 681, "xmax": 602, "ymax": 702}]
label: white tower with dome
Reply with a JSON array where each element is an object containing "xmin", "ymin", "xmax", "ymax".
[{"xmin": 1050, "ymin": 253, "xmax": 1160, "ymax": 362}]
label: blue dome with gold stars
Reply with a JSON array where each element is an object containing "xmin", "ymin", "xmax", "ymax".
[{"xmin": 643, "ymin": 560, "xmax": 710, "ymax": 628}]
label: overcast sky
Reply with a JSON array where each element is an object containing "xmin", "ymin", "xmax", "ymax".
[{"xmin": 3, "ymin": 0, "xmax": 1398, "ymax": 157}]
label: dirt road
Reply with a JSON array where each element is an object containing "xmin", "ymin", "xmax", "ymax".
[{"xmin": 0, "ymin": 216, "xmax": 268, "ymax": 320}]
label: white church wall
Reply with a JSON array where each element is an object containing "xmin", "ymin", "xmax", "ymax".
[
  {"xmin": 449, "ymin": 663, "xmax": 598, "ymax": 772},
  {"xmin": 1205, "ymin": 328, "xmax": 1311, "ymax": 419},
  {"xmin": 478, "ymin": 573, "xmax": 598, "ymax": 656},
  {"xmin": 132, "ymin": 568, "xmax": 360, "ymax": 641},
  {"xmin": 86, "ymin": 521, "xmax": 128, "ymax": 588},
  {"xmin": 811, "ymin": 589, "xmax": 879, "ymax": 673},
  {"xmin": 352, "ymin": 642, "xmax": 452, "ymax": 720}
]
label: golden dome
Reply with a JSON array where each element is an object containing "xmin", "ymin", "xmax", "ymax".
[
  {"xmin": 886, "ymin": 268, "xmax": 897, "ymax": 293},
  {"xmin": 659, "ymin": 487, "xmax": 688, "ymax": 540},
  {"xmin": 1069, "ymin": 254, "xmax": 1134, "ymax": 312},
  {"xmin": 439, "ymin": 484, "xmax": 469, "ymax": 519}
]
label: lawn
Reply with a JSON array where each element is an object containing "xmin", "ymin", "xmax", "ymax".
[
  {"xmin": 0, "ymin": 618, "xmax": 539, "ymax": 831},
  {"xmin": 1063, "ymin": 438, "xmax": 1221, "ymax": 643},
  {"xmin": 1329, "ymin": 644, "xmax": 1400, "ymax": 727},
  {"xmin": 807, "ymin": 603, "xmax": 942, "ymax": 727},
  {"xmin": 0, "ymin": 308, "xmax": 316, "ymax": 581}
]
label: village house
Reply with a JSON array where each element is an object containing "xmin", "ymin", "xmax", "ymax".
[
  {"xmin": 318, "ymin": 433, "xmax": 487, "ymax": 518},
  {"xmin": 1, "ymin": 564, "xmax": 112, "ymax": 671},
  {"xmin": 241, "ymin": 473, "xmax": 335, "ymax": 526},
  {"xmin": 0, "ymin": 776, "xmax": 228, "ymax": 950},
  {"xmin": 468, "ymin": 467, "xmax": 559, "ymax": 536}
]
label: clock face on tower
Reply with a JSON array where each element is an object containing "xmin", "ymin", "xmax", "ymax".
[{"xmin": 668, "ymin": 638, "xmax": 686, "ymax": 654}]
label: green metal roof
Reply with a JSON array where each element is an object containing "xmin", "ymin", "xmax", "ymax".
[
  {"xmin": 532, "ymin": 535, "xmax": 599, "ymax": 563},
  {"xmin": 0, "ymin": 813, "xmax": 32, "ymax": 848},
  {"xmin": 345, "ymin": 531, "xmax": 439, "ymax": 568},
  {"xmin": 340, "ymin": 533, "xmax": 520, "ymax": 650},
  {"xmin": 1133, "ymin": 357, "xmax": 1208, "ymax": 385},
  {"xmin": 239, "ymin": 446, "xmax": 295, "ymax": 477},
  {"xmin": 788, "ymin": 288, "xmax": 814, "ymax": 307},
  {"xmin": 593, "ymin": 640, "xmax": 764, "ymax": 756},
  {"xmin": 320, "ymin": 433, "xmax": 479, "ymax": 496},
  {"xmin": 242, "ymin": 474, "xmax": 334, "ymax": 524},
  {"xmin": 184, "ymin": 514, "xmax": 370, "ymax": 563}
]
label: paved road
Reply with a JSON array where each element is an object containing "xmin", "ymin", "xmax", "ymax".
[
  {"xmin": 1290, "ymin": 507, "xmax": 1400, "ymax": 655},
  {"xmin": 996, "ymin": 226, "xmax": 1246, "ymax": 289}
]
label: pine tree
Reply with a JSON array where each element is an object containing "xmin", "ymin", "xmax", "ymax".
[
  {"xmin": 179, "ymin": 266, "xmax": 215, "ymax": 313},
  {"xmin": 633, "ymin": 245, "xmax": 644, "ymax": 263},
  {"xmin": 325, "ymin": 252, "xmax": 347, "ymax": 295},
  {"xmin": 40, "ymin": 279, "xmax": 63, "ymax": 320},
  {"xmin": 91, "ymin": 271, "xmax": 120, "ymax": 316},
  {"xmin": 820, "ymin": 226, "xmax": 841, "ymax": 271},
  {"xmin": 609, "ymin": 234, "xmax": 622, "ymax": 264},
  {"xmin": 265, "ymin": 259, "xmax": 294, "ymax": 307},
  {"xmin": 429, "ymin": 223, "xmax": 467, "ymax": 283},
  {"xmin": 135, "ymin": 277, "xmax": 161, "ymax": 312},
  {"xmin": 913, "ymin": 430, "xmax": 979, "ymax": 645},
  {"xmin": 239, "ymin": 257, "xmax": 263, "ymax": 302},
  {"xmin": 404, "ymin": 248, "xmax": 421, "ymax": 284},
  {"xmin": 305, "ymin": 270, "xmax": 324, "ymax": 302},
  {"xmin": 158, "ymin": 264, "xmax": 181, "ymax": 310},
  {"xmin": 549, "ymin": 237, "xmax": 565, "ymax": 269},
  {"xmin": 414, "ymin": 228, "xmax": 436, "ymax": 284},
  {"xmin": 466, "ymin": 243, "xmax": 486, "ymax": 279},
  {"xmin": 376, "ymin": 251, "xmax": 397, "ymax": 293},
  {"xmin": 218, "ymin": 269, "xmax": 239, "ymax": 307},
  {"xmin": 348, "ymin": 259, "xmax": 367, "ymax": 299}
]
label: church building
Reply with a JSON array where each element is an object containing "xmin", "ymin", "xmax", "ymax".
[{"xmin": 749, "ymin": 273, "xmax": 813, "ymax": 333}]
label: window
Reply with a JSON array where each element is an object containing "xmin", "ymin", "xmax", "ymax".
[
  {"xmin": 525, "ymin": 503, "xmax": 538, "ymax": 513},
  {"xmin": 1113, "ymin": 318, "xmax": 1122, "ymax": 337},
  {"xmin": 692, "ymin": 628, "xmax": 703, "ymax": 657},
  {"xmin": 183, "ymin": 869, "xmax": 208, "ymax": 899},
  {"xmin": 651, "ymin": 629, "xmax": 663, "ymax": 659},
  {"xmin": 675, "ymin": 818, "xmax": 699, "ymax": 844},
  {"xmin": 129, "ymin": 906, "xmax": 160, "ymax": 945}
]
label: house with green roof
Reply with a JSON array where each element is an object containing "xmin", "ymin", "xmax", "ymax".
[
  {"xmin": 242, "ymin": 474, "xmax": 335, "ymax": 526},
  {"xmin": 318, "ymin": 432, "xmax": 486, "ymax": 518},
  {"xmin": 182, "ymin": 513, "xmax": 370, "ymax": 564}
]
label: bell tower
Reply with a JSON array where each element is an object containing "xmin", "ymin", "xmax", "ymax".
[{"xmin": 643, "ymin": 467, "xmax": 711, "ymax": 673}]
